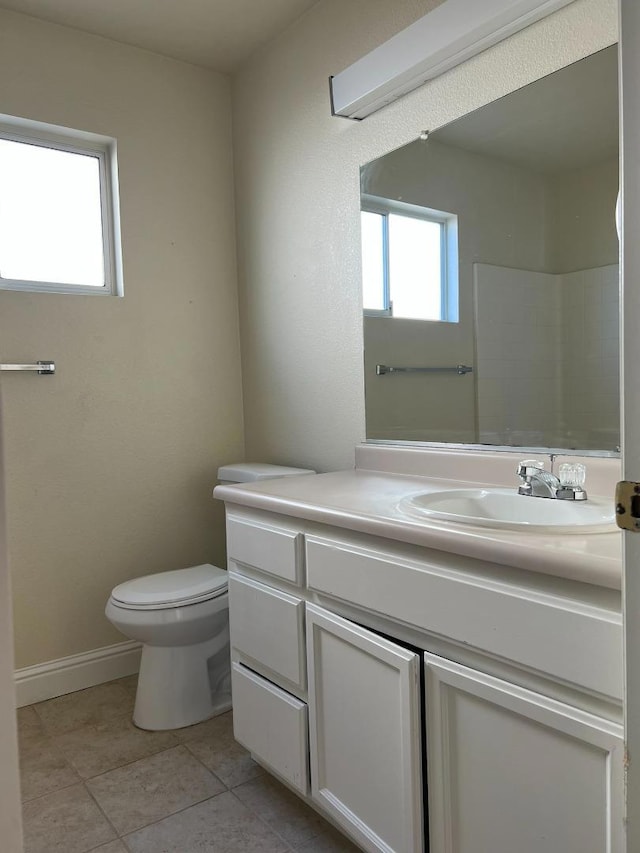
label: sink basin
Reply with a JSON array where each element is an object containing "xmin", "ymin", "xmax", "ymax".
[{"xmin": 398, "ymin": 488, "xmax": 616, "ymax": 533}]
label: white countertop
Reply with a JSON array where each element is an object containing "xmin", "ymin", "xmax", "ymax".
[{"xmin": 214, "ymin": 467, "xmax": 622, "ymax": 591}]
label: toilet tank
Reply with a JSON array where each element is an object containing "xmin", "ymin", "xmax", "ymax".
[{"xmin": 217, "ymin": 462, "xmax": 315, "ymax": 485}]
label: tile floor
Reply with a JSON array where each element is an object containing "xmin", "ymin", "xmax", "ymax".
[{"xmin": 18, "ymin": 676, "xmax": 360, "ymax": 853}]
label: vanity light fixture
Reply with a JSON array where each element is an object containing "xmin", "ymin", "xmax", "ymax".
[{"xmin": 330, "ymin": 0, "xmax": 577, "ymax": 120}]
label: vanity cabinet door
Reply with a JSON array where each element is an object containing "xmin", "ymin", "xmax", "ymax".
[
  {"xmin": 306, "ymin": 604, "xmax": 424, "ymax": 853},
  {"xmin": 424, "ymin": 652, "xmax": 624, "ymax": 853}
]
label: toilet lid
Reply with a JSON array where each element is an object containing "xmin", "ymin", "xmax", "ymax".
[{"xmin": 111, "ymin": 564, "xmax": 228, "ymax": 609}]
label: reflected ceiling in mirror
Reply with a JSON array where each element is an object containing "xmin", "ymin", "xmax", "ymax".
[{"xmin": 361, "ymin": 45, "xmax": 619, "ymax": 455}]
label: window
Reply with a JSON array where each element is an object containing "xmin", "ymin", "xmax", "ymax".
[
  {"xmin": 361, "ymin": 195, "xmax": 458, "ymax": 322},
  {"xmin": 0, "ymin": 116, "xmax": 123, "ymax": 295}
]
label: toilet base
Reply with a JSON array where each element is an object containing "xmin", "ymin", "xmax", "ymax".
[
  {"xmin": 133, "ymin": 633, "xmax": 231, "ymax": 731},
  {"xmin": 209, "ymin": 689, "xmax": 233, "ymax": 718}
]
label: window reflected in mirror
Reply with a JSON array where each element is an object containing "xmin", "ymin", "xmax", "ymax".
[{"xmin": 361, "ymin": 198, "xmax": 459, "ymax": 322}]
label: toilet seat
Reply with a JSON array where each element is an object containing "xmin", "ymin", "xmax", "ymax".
[{"xmin": 110, "ymin": 564, "xmax": 228, "ymax": 610}]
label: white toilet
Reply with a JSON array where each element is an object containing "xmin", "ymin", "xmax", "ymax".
[{"xmin": 105, "ymin": 462, "xmax": 314, "ymax": 731}]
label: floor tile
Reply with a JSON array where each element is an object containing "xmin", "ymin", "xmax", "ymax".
[
  {"xmin": 173, "ymin": 708, "xmax": 235, "ymax": 743},
  {"xmin": 53, "ymin": 714, "xmax": 178, "ymax": 778},
  {"xmin": 87, "ymin": 745, "xmax": 225, "ymax": 834},
  {"xmin": 22, "ymin": 783, "xmax": 116, "ymax": 853},
  {"xmin": 293, "ymin": 826, "xmax": 362, "ymax": 852},
  {"xmin": 233, "ymin": 774, "xmax": 330, "ymax": 846},
  {"xmin": 17, "ymin": 706, "xmax": 45, "ymax": 745},
  {"xmin": 34, "ymin": 682, "xmax": 135, "ymax": 736},
  {"xmin": 181, "ymin": 712, "xmax": 264, "ymax": 788},
  {"xmin": 124, "ymin": 790, "xmax": 290, "ymax": 853},
  {"xmin": 113, "ymin": 673, "xmax": 139, "ymax": 700},
  {"xmin": 20, "ymin": 731, "xmax": 80, "ymax": 802},
  {"xmin": 88, "ymin": 843, "xmax": 128, "ymax": 853}
]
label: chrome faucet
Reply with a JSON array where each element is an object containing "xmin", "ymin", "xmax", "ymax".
[{"xmin": 517, "ymin": 460, "xmax": 588, "ymax": 501}]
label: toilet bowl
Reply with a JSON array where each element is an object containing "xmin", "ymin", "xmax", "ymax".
[
  {"xmin": 106, "ymin": 461, "xmax": 315, "ymax": 731},
  {"xmin": 106, "ymin": 564, "xmax": 230, "ymax": 731}
]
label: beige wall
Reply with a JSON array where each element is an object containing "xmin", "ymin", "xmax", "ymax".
[
  {"xmin": 547, "ymin": 157, "xmax": 619, "ymax": 272},
  {"xmin": 0, "ymin": 10, "xmax": 245, "ymax": 668},
  {"xmin": 561, "ymin": 263, "xmax": 620, "ymax": 447},
  {"xmin": 233, "ymin": 0, "xmax": 617, "ymax": 470}
]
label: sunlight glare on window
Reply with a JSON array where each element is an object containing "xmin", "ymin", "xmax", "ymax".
[
  {"xmin": 361, "ymin": 210, "xmax": 386, "ymax": 311},
  {"xmin": 388, "ymin": 214, "xmax": 442, "ymax": 320},
  {"xmin": 0, "ymin": 139, "xmax": 105, "ymax": 287}
]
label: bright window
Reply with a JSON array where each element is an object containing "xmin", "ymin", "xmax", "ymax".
[
  {"xmin": 0, "ymin": 118, "xmax": 122, "ymax": 296},
  {"xmin": 361, "ymin": 196, "xmax": 458, "ymax": 322}
]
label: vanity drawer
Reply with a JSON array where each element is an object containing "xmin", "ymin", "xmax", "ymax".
[
  {"xmin": 229, "ymin": 573, "xmax": 306, "ymax": 689},
  {"xmin": 231, "ymin": 662, "xmax": 309, "ymax": 795},
  {"xmin": 226, "ymin": 515, "xmax": 303, "ymax": 584},
  {"xmin": 305, "ymin": 536, "xmax": 622, "ymax": 702}
]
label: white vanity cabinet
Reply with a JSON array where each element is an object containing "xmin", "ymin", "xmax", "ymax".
[
  {"xmin": 222, "ymin": 505, "xmax": 624, "ymax": 853},
  {"xmin": 226, "ymin": 513, "xmax": 311, "ymax": 795},
  {"xmin": 424, "ymin": 653, "xmax": 623, "ymax": 853},
  {"xmin": 226, "ymin": 510, "xmax": 424, "ymax": 852}
]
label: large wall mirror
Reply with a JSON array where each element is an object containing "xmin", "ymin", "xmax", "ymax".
[{"xmin": 361, "ymin": 45, "xmax": 619, "ymax": 455}]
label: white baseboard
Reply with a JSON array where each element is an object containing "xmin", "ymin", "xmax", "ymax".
[{"xmin": 14, "ymin": 640, "xmax": 142, "ymax": 708}]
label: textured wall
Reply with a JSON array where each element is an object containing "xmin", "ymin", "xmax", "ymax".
[
  {"xmin": 0, "ymin": 10, "xmax": 245, "ymax": 667},
  {"xmin": 561, "ymin": 263, "xmax": 620, "ymax": 447},
  {"xmin": 232, "ymin": 0, "xmax": 617, "ymax": 472},
  {"xmin": 546, "ymin": 157, "xmax": 619, "ymax": 273}
]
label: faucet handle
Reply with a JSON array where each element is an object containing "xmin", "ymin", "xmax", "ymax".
[
  {"xmin": 558, "ymin": 462, "xmax": 586, "ymax": 488},
  {"xmin": 517, "ymin": 459, "xmax": 545, "ymax": 478},
  {"xmin": 556, "ymin": 462, "xmax": 588, "ymax": 500}
]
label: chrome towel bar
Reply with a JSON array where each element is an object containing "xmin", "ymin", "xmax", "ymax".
[
  {"xmin": 376, "ymin": 364, "xmax": 472, "ymax": 376},
  {"xmin": 0, "ymin": 361, "xmax": 55, "ymax": 375}
]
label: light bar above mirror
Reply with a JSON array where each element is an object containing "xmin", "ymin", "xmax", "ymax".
[{"xmin": 330, "ymin": 0, "xmax": 576, "ymax": 120}]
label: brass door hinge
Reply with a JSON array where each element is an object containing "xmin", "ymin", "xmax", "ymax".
[{"xmin": 615, "ymin": 481, "xmax": 640, "ymax": 531}]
